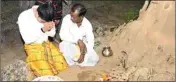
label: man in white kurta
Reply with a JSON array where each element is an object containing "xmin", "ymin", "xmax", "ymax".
[
  {"xmin": 17, "ymin": 4, "xmax": 68, "ymax": 76},
  {"xmin": 18, "ymin": 6, "xmax": 56, "ymax": 44},
  {"xmin": 59, "ymin": 3, "xmax": 99, "ymax": 67}
]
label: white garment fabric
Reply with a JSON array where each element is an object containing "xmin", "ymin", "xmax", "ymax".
[
  {"xmin": 17, "ymin": 6, "xmax": 56, "ymax": 44},
  {"xmin": 59, "ymin": 14, "xmax": 99, "ymax": 67}
]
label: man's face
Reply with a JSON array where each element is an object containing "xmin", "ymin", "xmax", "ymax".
[{"xmin": 70, "ymin": 12, "xmax": 82, "ymax": 23}]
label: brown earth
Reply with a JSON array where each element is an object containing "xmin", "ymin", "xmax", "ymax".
[
  {"xmin": 1, "ymin": 0, "xmax": 175, "ymax": 81},
  {"xmin": 57, "ymin": 1, "xmax": 175, "ymax": 81}
]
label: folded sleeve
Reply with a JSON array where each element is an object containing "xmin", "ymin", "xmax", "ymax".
[{"xmin": 86, "ymin": 23, "xmax": 95, "ymax": 49}]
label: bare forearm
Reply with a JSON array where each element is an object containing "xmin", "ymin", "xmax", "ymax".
[{"xmin": 78, "ymin": 40, "xmax": 87, "ymax": 55}]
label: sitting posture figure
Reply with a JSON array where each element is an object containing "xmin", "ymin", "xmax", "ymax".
[
  {"xmin": 17, "ymin": 3, "xmax": 68, "ymax": 76},
  {"xmin": 59, "ymin": 3, "xmax": 99, "ymax": 67}
]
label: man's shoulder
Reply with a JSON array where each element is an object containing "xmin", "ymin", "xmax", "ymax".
[
  {"xmin": 63, "ymin": 14, "xmax": 71, "ymax": 20},
  {"xmin": 83, "ymin": 17, "xmax": 92, "ymax": 27},
  {"xmin": 18, "ymin": 8, "xmax": 32, "ymax": 19},
  {"xmin": 17, "ymin": 8, "xmax": 33, "ymax": 25}
]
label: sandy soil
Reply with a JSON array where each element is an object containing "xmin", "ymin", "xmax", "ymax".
[
  {"xmin": 57, "ymin": 1, "xmax": 175, "ymax": 81},
  {"xmin": 1, "ymin": 1, "xmax": 175, "ymax": 81}
]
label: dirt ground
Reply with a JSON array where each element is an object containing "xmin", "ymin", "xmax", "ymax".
[
  {"xmin": 0, "ymin": 1, "xmax": 143, "ymax": 67},
  {"xmin": 1, "ymin": 1, "xmax": 175, "ymax": 81}
]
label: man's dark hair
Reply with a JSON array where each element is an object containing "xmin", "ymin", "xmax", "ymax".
[
  {"xmin": 37, "ymin": 3, "xmax": 54, "ymax": 22},
  {"xmin": 71, "ymin": 3, "xmax": 87, "ymax": 17}
]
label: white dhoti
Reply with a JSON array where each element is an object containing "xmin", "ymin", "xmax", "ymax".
[{"xmin": 59, "ymin": 41, "xmax": 99, "ymax": 67}]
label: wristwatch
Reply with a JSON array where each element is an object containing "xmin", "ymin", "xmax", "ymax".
[{"xmin": 41, "ymin": 28, "xmax": 45, "ymax": 33}]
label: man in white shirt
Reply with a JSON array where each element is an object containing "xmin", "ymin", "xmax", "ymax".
[
  {"xmin": 17, "ymin": 3, "xmax": 68, "ymax": 77},
  {"xmin": 59, "ymin": 3, "xmax": 99, "ymax": 67}
]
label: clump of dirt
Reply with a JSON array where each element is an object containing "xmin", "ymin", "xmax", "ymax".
[{"xmin": 107, "ymin": 1, "xmax": 175, "ymax": 81}]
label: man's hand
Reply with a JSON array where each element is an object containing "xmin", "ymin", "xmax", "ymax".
[{"xmin": 42, "ymin": 21, "xmax": 55, "ymax": 32}]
